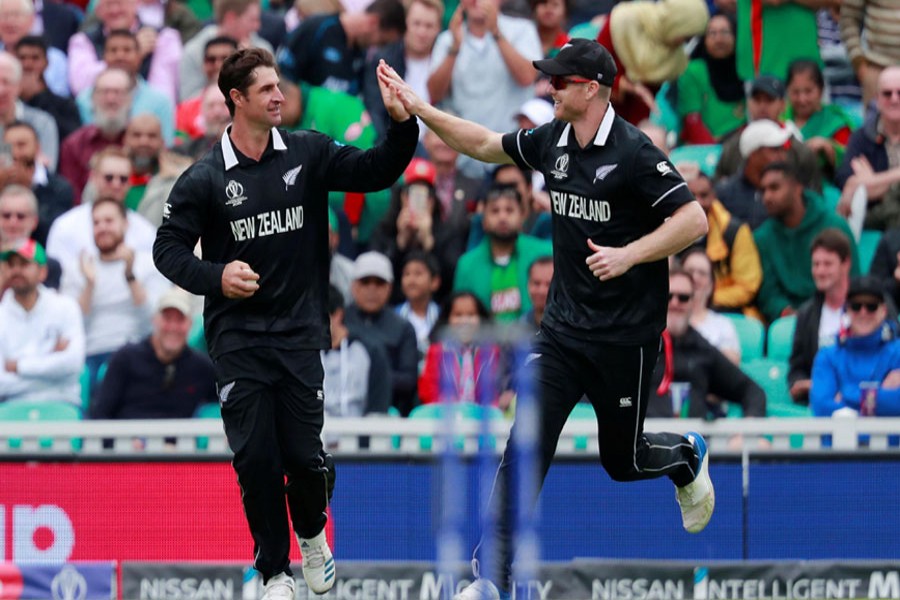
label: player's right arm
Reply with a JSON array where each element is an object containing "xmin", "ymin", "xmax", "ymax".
[
  {"xmin": 153, "ymin": 166, "xmax": 230, "ymax": 297},
  {"xmin": 378, "ymin": 61, "xmax": 513, "ymax": 165}
]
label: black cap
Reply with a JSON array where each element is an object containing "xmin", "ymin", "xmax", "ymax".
[
  {"xmin": 750, "ymin": 75, "xmax": 785, "ymax": 99},
  {"xmin": 533, "ymin": 38, "xmax": 617, "ymax": 87},
  {"xmin": 847, "ymin": 275, "xmax": 886, "ymax": 301}
]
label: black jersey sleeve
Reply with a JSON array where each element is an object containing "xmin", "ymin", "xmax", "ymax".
[
  {"xmin": 153, "ymin": 164, "xmax": 227, "ymax": 297},
  {"xmin": 502, "ymin": 126, "xmax": 548, "ymax": 172},
  {"xmin": 627, "ymin": 143, "xmax": 694, "ymax": 218},
  {"xmin": 323, "ymin": 116, "xmax": 418, "ymax": 192}
]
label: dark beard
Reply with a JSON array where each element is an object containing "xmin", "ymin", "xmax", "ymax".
[
  {"xmin": 131, "ymin": 154, "xmax": 159, "ymax": 174},
  {"xmin": 488, "ymin": 230, "xmax": 519, "ymax": 244}
]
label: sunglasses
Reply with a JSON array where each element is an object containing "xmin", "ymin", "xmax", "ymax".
[
  {"xmin": 848, "ymin": 301, "xmax": 881, "ymax": 313},
  {"xmin": 549, "ymin": 75, "xmax": 593, "ymax": 90},
  {"xmin": 0, "ymin": 211, "xmax": 28, "ymax": 220},
  {"xmin": 103, "ymin": 173, "xmax": 129, "ymax": 184},
  {"xmin": 668, "ymin": 292, "xmax": 692, "ymax": 304},
  {"xmin": 881, "ymin": 89, "xmax": 900, "ymax": 99}
]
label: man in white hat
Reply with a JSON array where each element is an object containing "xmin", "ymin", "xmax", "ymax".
[
  {"xmin": 715, "ymin": 118, "xmax": 791, "ymax": 230},
  {"xmin": 90, "ymin": 286, "xmax": 216, "ymax": 421},
  {"xmin": 343, "ymin": 251, "xmax": 419, "ymax": 415}
]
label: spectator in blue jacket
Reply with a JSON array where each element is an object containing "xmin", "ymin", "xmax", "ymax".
[{"xmin": 811, "ymin": 275, "xmax": 900, "ymax": 417}]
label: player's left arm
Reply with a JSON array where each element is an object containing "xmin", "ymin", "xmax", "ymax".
[
  {"xmin": 587, "ymin": 145, "xmax": 707, "ymax": 281},
  {"xmin": 586, "ymin": 202, "xmax": 707, "ymax": 281}
]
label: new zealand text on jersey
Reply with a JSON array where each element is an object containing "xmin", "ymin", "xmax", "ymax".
[
  {"xmin": 230, "ymin": 206, "xmax": 305, "ymax": 241},
  {"xmin": 550, "ymin": 190, "xmax": 611, "ymax": 222}
]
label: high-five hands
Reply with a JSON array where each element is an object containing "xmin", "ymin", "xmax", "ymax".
[
  {"xmin": 376, "ymin": 60, "xmax": 412, "ymax": 122},
  {"xmin": 377, "ymin": 61, "xmax": 425, "ymax": 119}
]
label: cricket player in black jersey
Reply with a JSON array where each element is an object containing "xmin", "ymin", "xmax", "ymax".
[
  {"xmin": 153, "ymin": 49, "xmax": 418, "ymax": 600},
  {"xmin": 380, "ymin": 38, "xmax": 715, "ymax": 600}
]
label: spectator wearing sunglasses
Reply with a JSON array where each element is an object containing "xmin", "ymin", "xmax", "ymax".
[
  {"xmin": 46, "ymin": 147, "xmax": 156, "ymax": 266},
  {"xmin": 91, "ymin": 286, "xmax": 215, "ymax": 423},
  {"xmin": 836, "ymin": 66, "xmax": 900, "ymax": 232},
  {"xmin": 811, "ymin": 275, "xmax": 900, "ymax": 417},
  {"xmin": 649, "ymin": 266, "xmax": 765, "ymax": 420}
]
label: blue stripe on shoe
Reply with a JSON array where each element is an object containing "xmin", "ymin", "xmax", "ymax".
[{"xmin": 324, "ymin": 564, "xmax": 334, "ymax": 575}]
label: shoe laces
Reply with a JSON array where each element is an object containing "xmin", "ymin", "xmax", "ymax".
[
  {"xmin": 264, "ymin": 578, "xmax": 294, "ymax": 599},
  {"xmin": 302, "ymin": 541, "xmax": 327, "ymax": 569}
]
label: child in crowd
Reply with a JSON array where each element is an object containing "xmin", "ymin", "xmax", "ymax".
[
  {"xmin": 418, "ymin": 291, "xmax": 512, "ymax": 410},
  {"xmin": 395, "ymin": 251, "xmax": 441, "ymax": 372}
]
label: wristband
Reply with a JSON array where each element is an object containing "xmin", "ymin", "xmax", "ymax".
[
  {"xmin": 125, "ymin": 272, "xmax": 136, "ymax": 283},
  {"xmin": 448, "ymin": 46, "xmax": 459, "ymax": 56}
]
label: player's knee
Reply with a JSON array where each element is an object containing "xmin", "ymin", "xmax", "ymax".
[{"xmin": 601, "ymin": 458, "xmax": 638, "ymax": 482}]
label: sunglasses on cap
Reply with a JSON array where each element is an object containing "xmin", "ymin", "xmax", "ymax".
[
  {"xmin": 847, "ymin": 300, "xmax": 882, "ymax": 313},
  {"xmin": 549, "ymin": 75, "xmax": 593, "ymax": 90}
]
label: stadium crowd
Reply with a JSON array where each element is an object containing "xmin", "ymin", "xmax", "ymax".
[{"xmin": 3, "ymin": 0, "xmax": 900, "ymax": 427}]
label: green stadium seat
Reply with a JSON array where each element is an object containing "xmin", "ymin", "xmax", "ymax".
[
  {"xmin": 669, "ymin": 144, "xmax": 723, "ymax": 176},
  {"xmin": 194, "ymin": 402, "xmax": 222, "ymax": 450},
  {"xmin": 740, "ymin": 358, "xmax": 810, "ymax": 417},
  {"xmin": 408, "ymin": 402, "xmax": 504, "ymax": 451},
  {"xmin": 858, "ymin": 229, "xmax": 882, "ymax": 274},
  {"xmin": 188, "ymin": 316, "xmax": 207, "ymax": 353},
  {"xmin": 767, "ymin": 314, "xmax": 797, "ymax": 361},
  {"xmin": 723, "ymin": 313, "xmax": 765, "ymax": 361},
  {"xmin": 0, "ymin": 401, "xmax": 82, "ymax": 450}
]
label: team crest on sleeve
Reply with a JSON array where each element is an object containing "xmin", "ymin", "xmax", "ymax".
[{"xmin": 657, "ymin": 161, "xmax": 673, "ymax": 176}]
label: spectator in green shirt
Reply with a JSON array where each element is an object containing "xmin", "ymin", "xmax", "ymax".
[{"xmin": 677, "ymin": 14, "xmax": 746, "ymax": 144}]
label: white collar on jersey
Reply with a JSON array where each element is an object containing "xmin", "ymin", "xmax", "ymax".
[
  {"xmin": 221, "ymin": 125, "xmax": 288, "ymax": 171},
  {"xmin": 556, "ymin": 103, "xmax": 616, "ymax": 148}
]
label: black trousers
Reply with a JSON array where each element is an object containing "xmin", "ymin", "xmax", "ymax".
[
  {"xmin": 214, "ymin": 347, "xmax": 329, "ymax": 581},
  {"xmin": 476, "ymin": 328, "xmax": 697, "ymax": 589}
]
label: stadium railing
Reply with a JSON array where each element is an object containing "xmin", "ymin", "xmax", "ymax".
[{"xmin": 1, "ymin": 416, "xmax": 899, "ymax": 457}]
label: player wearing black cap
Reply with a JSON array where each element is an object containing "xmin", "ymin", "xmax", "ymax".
[
  {"xmin": 380, "ymin": 38, "xmax": 715, "ymax": 600},
  {"xmin": 153, "ymin": 49, "xmax": 417, "ymax": 600}
]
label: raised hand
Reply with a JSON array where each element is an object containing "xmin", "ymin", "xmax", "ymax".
[
  {"xmin": 377, "ymin": 60, "xmax": 423, "ymax": 118},
  {"xmin": 376, "ymin": 60, "xmax": 411, "ymax": 122}
]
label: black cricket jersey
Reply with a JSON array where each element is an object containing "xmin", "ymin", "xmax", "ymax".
[
  {"xmin": 501, "ymin": 106, "xmax": 694, "ymax": 344},
  {"xmin": 276, "ymin": 14, "xmax": 365, "ymax": 95},
  {"xmin": 153, "ymin": 118, "xmax": 418, "ymax": 359}
]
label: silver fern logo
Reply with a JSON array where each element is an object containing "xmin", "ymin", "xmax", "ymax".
[
  {"xmin": 593, "ymin": 164, "xmax": 617, "ymax": 183},
  {"xmin": 282, "ymin": 164, "xmax": 303, "ymax": 190}
]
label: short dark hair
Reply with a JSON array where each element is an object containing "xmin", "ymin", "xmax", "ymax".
[
  {"xmin": 810, "ymin": 227, "xmax": 851, "ymax": 262},
  {"xmin": 15, "ymin": 35, "xmax": 47, "ymax": 55},
  {"xmin": 485, "ymin": 182, "xmax": 522, "ymax": 206},
  {"xmin": 786, "ymin": 59, "xmax": 824, "ymax": 91},
  {"xmin": 491, "ymin": 163, "xmax": 531, "ymax": 186},
  {"xmin": 218, "ymin": 47, "xmax": 277, "ymax": 117},
  {"xmin": 5, "ymin": 120, "xmax": 38, "ymax": 140},
  {"xmin": 528, "ymin": 255, "xmax": 553, "ymax": 279},
  {"xmin": 327, "ymin": 284, "xmax": 345, "ymax": 314},
  {"xmin": 91, "ymin": 196, "xmax": 127, "ymax": 219},
  {"xmin": 367, "ymin": 0, "xmax": 406, "ymax": 35},
  {"xmin": 403, "ymin": 250, "xmax": 440, "ymax": 278},
  {"xmin": 205, "ymin": 35, "xmax": 238, "ymax": 55},
  {"xmin": 104, "ymin": 29, "xmax": 139, "ymax": 51},
  {"xmin": 760, "ymin": 160, "xmax": 799, "ymax": 183}
]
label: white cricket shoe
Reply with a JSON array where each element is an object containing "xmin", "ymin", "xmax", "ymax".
[
  {"xmin": 676, "ymin": 431, "xmax": 715, "ymax": 533},
  {"xmin": 453, "ymin": 578, "xmax": 504, "ymax": 600},
  {"xmin": 261, "ymin": 572, "xmax": 295, "ymax": 600},
  {"xmin": 298, "ymin": 530, "xmax": 335, "ymax": 594}
]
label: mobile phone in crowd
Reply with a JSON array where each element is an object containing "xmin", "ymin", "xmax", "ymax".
[{"xmin": 408, "ymin": 183, "xmax": 429, "ymax": 216}]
